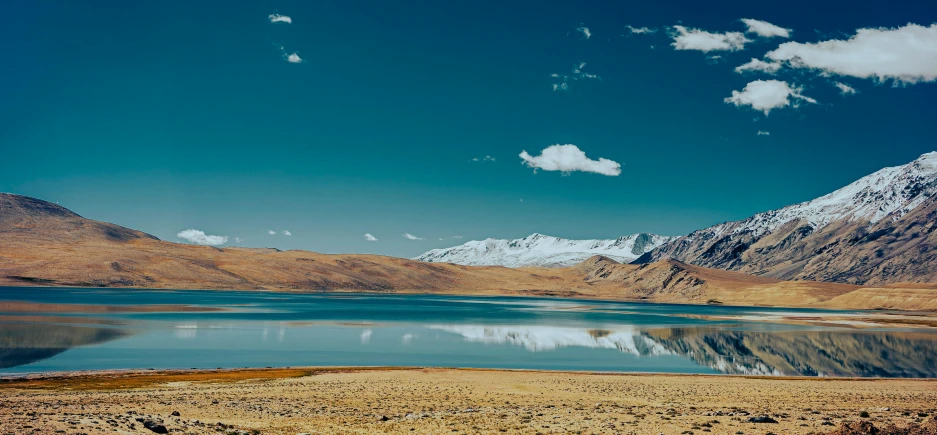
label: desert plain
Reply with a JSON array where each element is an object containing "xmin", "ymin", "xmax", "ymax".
[{"xmin": 2, "ymin": 367, "xmax": 936, "ymax": 435}]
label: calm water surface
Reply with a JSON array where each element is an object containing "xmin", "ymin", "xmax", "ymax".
[{"xmin": 1, "ymin": 287, "xmax": 935, "ymax": 377}]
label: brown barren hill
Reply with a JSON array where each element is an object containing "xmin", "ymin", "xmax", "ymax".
[{"xmin": 1, "ymin": 193, "xmax": 935, "ymax": 311}]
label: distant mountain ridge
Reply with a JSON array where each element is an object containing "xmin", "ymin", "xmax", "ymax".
[
  {"xmin": 636, "ymin": 152, "xmax": 937, "ymax": 285},
  {"xmin": 414, "ymin": 232, "xmax": 675, "ymax": 267},
  {"xmin": 1, "ymin": 192, "xmax": 936, "ymax": 310}
]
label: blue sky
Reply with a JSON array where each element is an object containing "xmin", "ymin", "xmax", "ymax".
[{"xmin": 1, "ymin": 0, "xmax": 935, "ymax": 257}]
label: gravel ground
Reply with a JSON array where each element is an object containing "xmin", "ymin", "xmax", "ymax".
[{"xmin": 1, "ymin": 368, "xmax": 936, "ymax": 435}]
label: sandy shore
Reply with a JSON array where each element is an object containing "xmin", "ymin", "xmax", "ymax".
[{"xmin": 2, "ymin": 367, "xmax": 936, "ymax": 435}]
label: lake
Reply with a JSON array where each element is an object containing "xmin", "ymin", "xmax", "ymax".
[{"xmin": 2, "ymin": 287, "xmax": 935, "ymax": 377}]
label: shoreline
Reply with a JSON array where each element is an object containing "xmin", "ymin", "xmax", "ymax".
[
  {"xmin": 3, "ymin": 285, "xmax": 936, "ymax": 330},
  {"xmin": 3, "ymin": 273, "xmax": 937, "ymax": 313},
  {"xmin": 2, "ymin": 367, "xmax": 935, "ymax": 434},
  {"xmin": 6, "ymin": 365, "xmax": 937, "ymax": 384}
]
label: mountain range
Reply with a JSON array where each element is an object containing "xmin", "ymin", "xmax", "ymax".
[
  {"xmin": 1, "ymin": 152, "xmax": 937, "ymax": 310},
  {"xmin": 420, "ymin": 152, "xmax": 937, "ymax": 285},
  {"xmin": 3, "ymin": 192, "xmax": 935, "ymax": 310},
  {"xmin": 414, "ymin": 233, "xmax": 674, "ymax": 267}
]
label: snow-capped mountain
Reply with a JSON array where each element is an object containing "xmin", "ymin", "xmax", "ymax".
[
  {"xmin": 414, "ymin": 233, "xmax": 675, "ymax": 268},
  {"xmin": 638, "ymin": 152, "xmax": 937, "ymax": 285},
  {"xmin": 697, "ymin": 151, "xmax": 937, "ymax": 238}
]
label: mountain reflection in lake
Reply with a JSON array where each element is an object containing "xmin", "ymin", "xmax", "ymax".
[
  {"xmin": 0, "ymin": 322, "xmax": 127, "ymax": 369},
  {"xmin": 0, "ymin": 288, "xmax": 935, "ymax": 377}
]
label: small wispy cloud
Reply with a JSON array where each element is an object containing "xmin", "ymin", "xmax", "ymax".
[
  {"xmin": 735, "ymin": 58, "xmax": 782, "ymax": 74},
  {"xmin": 724, "ymin": 79, "xmax": 816, "ymax": 115},
  {"xmin": 452, "ymin": 236, "xmax": 463, "ymax": 239},
  {"xmin": 403, "ymin": 233, "xmax": 423, "ymax": 240},
  {"xmin": 519, "ymin": 144, "xmax": 621, "ymax": 176},
  {"xmin": 282, "ymin": 230, "xmax": 292, "ymax": 236},
  {"xmin": 576, "ymin": 24, "xmax": 591, "ymax": 39},
  {"xmin": 669, "ymin": 25, "xmax": 750, "ymax": 52},
  {"xmin": 268, "ymin": 230, "xmax": 276, "ymax": 235},
  {"xmin": 551, "ymin": 62, "xmax": 600, "ymax": 91},
  {"xmin": 234, "ymin": 237, "xmax": 243, "ymax": 243},
  {"xmin": 757, "ymin": 130, "xmax": 771, "ymax": 136},
  {"xmin": 274, "ymin": 44, "xmax": 303, "ymax": 64},
  {"xmin": 624, "ymin": 25, "xmax": 656, "ymax": 35},
  {"xmin": 471, "ymin": 155, "xmax": 496, "ymax": 162},
  {"xmin": 364, "ymin": 233, "xmax": 378, "ymax": 241},
  {"xmin": 177, "ymin": 229, "xmax": 228, "ymax": 246},
  {"xmin": 834, "ymin": 81, "xmax": 858, "ymax": 95},
  {"xmin": 740, "ymin": 18, "xmax": 790, "ymax": 38},
  {"xmin": 268, "ymin": 13, "xmax": 292, "ymax": 24}
]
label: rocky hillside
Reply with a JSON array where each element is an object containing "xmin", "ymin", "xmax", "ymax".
[
  {"xmin": 415, "ymin": 232, "xmax": 674, "ymax": 267},
  {"xmin": 636, "ymin": 152, "xmax": 937, "ymax": 285}
]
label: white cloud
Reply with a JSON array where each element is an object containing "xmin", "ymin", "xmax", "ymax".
[
  {"xmin": 577, "ymin": 24, "xmax": 591, "ymax": 39},
  {"xmin": 834, "ymin": 81, "xmax": 858, "ymax": 95},
  {"xmin": 364, "ymin": 233, "xmax": 378, "ymax": 241},
  {"xmin": 403, "ymin": 233, "xmax": 423, "ymax": 240},
  {"xmin": 551, "ymin": 62, "xmax": 599, "ymax": 92},
  {"xmin": 624, "ymin": 25, "xmax": 656, "ymax": 35},
  {"xmin": 274, "ymin": 43, "xmax": 303, "ymax": 64},
  {"xmin": 765, "ymin": 23, "xmax": 937, "ymax": 84},
  {"xmin": 234, "ymin": 237, "xmax": 243, "ymax": 243},
  {"xmin": 757, "ymin": 130, "xmax": 771, "ymax": 136},
  {"xmin": 740, "ymin": 18, "xmax": 790, "ymax": 38},
  {"xmin": 268, "ymin": 230, "xmax": 276, "ymax": 235},
  {"xmin": 669, "ymin": 25, "xmax": 750, "ymax": 52},
  {"xmin": 519, "ymin": 144, "xmax": 621, "ymax": 176},
  {"xmin": 735, "ymin": 58, "xmax": 782, "ymax": 74},
  {"xmin": 282, "ymin": 230, "xmax": 291, "ymax": 236},
  {"xmin": 268, "ymin": 13, "xmax": 292, "ymax": 24},
  {"xmin": 724, "ymin": 79, "xmax": 817, "ymax": 115},
  {"xmin": 452, "ymin": 236, "xmax": 463, "ymax": 239},
  {"xmin": 177, "ymin": 229, "xmax": 228, "ymax": 246},
  {"xmin": 472, "ymin": 155, "xmax": 496, "ymax": 162}
]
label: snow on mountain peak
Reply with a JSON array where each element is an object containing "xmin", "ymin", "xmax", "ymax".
[
  {"xmin": 414, "ymin": 232, "xmax": 676, "ymax": 268},
  {"xmin": 706, "ymin": 152, "xmax": 937, "ymax": 238}
]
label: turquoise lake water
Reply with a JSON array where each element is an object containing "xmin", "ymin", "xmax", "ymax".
[{"xmin": 1, "ymin": 287, "xmax": 935, "ymax": 377}]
